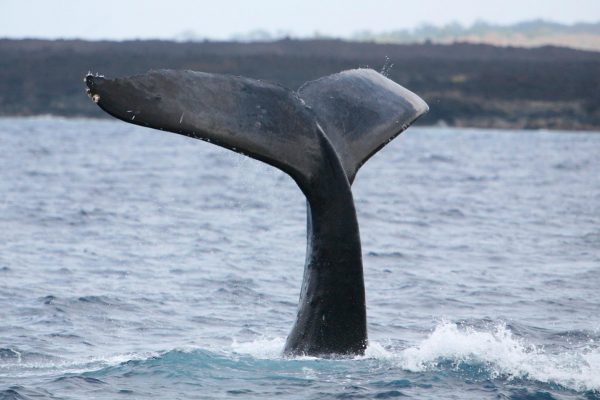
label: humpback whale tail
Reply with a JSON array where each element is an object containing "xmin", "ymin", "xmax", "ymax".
[{"xmin": 85, "ymin": 69, "xmax": 428, "ymax": 356}]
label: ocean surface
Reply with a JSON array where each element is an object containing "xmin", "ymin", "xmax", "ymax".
[{"xmin": 0, "ymin": 117, "xmax": 599, "ymax": 399}]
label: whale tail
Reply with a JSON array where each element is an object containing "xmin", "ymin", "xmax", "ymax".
[
  {"xmin": 85, "ymin": 69, "xmax": 428, "ymax": 355},
  {"xmin": 298, "ymin": 69, "xmax": 428, "ymax": 184},
  {"xmin": 85, "ymin": 69, "xmax": 427, "ymax": 189}
]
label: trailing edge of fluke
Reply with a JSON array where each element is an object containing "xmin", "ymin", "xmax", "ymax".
[{"xmin": 85, "ymin": 68, "xmax": 428, "ymax": 356}]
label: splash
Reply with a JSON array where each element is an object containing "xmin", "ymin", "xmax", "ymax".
[
  {"xmin": 380, "ymin": 56, "xmax": 394, "ymax": 77},
  {"xmin": 363, "ymin": 341, "xmax": 395, "ymax": 359},
  {"xmin": 231, "ymin": 336, "xmax": 395, "ymax": 361},
  {"xmin": 399, "ymin": 321, "xmax": 600, "ymax": 392},
  {"xmin": 231, "ymin": 337, "xmax": 287, "ymax": 359},
  {"xmin": 227, "ymin": 323, "xmax": 600, "ymax": 392}
]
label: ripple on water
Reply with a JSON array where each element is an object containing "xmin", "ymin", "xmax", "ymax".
[{"xmin": 1, "ymin": 120, "xmax": 599, "ymax": 399}]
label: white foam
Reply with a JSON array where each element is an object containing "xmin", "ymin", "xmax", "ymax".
[
  {"xmin": 225, "ymin": 323, "xmax": 600, "ymax": 392},
  {"xmin": 230, "ymin": 337, "xmax": 394, "ymax": 361},
  {"xmin": 399, "ymin": 321, "xmax": 600, "ymax": 392},
  {"xmin": 231, "ymin": 337, "xmax": 287, "ymax": 359},
  {"xmin": 0, "ymin": 351, "xmax": 156, "ymax": 378},
  {"xmin": 363, "ymin": 340, "xmax": 395, "ymax": 359}
]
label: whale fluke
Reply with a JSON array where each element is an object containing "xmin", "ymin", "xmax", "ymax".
[
  {"xmin": 85, "ymin": 71, "xmax": 323, "ymax": 191},
  {"xmin": 298, "ymin": 69, "xmax": 427, "ymax": 183},
  {"xmin": 85, "ymin": 69, "xmax": 428, "ymax": 356}
]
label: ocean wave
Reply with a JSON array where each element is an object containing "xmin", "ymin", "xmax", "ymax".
[
  {"xmin": 5, "ymin": 324, "xmax": 595, "ymax": 397},
  {"xmin": 398, "ymin": 321, "xmax": 600, "ymax": 393},
  {"xmin": 226, "ymin": 322, "xmax": 600, "ymax": 393},
  {"xmin": 0, "ymin": 349, "xmax": 154, "ymax": 379},
  {"xmin": 2, "ymin": 325, "xmax": 598, "ymax": 394}
]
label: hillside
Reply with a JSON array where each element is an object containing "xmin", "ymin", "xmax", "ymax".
[
  {"xmin": 1, "ymin": 38, "xmax": 599, "ymax": 130},
  {"xmin": 353, "ymin": 20, "xmax": 600, "ymax": 52}
]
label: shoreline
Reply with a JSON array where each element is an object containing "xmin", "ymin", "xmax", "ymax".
[{"xmin": 1, "ymin": 115, "xmax": 598, "ymax": 134}]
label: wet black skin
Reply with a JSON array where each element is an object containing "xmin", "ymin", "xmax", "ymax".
[
  {"xmin": 85, "ymin": 69, "xmax": 428, "ymax": 356},
  {"xmin": 285, "ymin": 132, "xmax": 366, "ymax": 355}
]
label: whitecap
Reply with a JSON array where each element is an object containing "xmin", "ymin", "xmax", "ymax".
[{"xmin": 399, "ymin": 321, "xmax": 600, "ymax": 392}]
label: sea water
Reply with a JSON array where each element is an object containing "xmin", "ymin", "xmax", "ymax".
[{"xmin": 0, "ymin": 117, "xmax": 599, "ymax": 399}]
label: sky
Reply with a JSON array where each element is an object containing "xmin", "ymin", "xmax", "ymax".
[{"xmin": 1, "ymin": 0, "xmax": 600, "ymax": 41}]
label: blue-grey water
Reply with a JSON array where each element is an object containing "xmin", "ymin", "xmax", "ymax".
[{"xmin": 1, "ymin": 117, "xmax": 599, "ymax": 399}]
